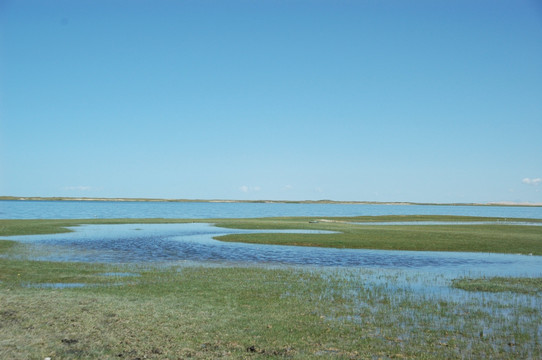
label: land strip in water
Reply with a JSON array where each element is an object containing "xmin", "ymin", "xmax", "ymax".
[
  {"xmin": 452, "ymin": 276, "xmax": 542, "ymax": 294},
  {"xmin": 215, "ymin": 216, "xmax": 542, "ymax": 255}
]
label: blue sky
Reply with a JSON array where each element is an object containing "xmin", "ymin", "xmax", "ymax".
[{"xmin": 1, "ymin": 0, "xmax": 541, "ymax": 203}]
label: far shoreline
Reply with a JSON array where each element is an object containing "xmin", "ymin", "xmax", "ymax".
[{"xmin": 1, "ymin": 196, "xmax": 541, "ymax": 207}]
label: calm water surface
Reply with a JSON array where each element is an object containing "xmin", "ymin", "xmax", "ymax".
[
  {"xmin": 1, "ymin": 200, "xmax": 542, "ymax": 219},
  {"xmin": 7, "ymin": 223, "xmax": 542, "ymax": 278}
]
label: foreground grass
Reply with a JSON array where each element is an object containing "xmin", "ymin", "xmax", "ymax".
[
  {"xmin": 1, "ymin": 255, "xmax": 541, "ymax": 359},
  {"xmin": 1, "ymin": 215, "xmax": 542, "ymax": 255},
  {"xmin": 1, "ymin": 260, "xmax": 334, "ymax": 359}
]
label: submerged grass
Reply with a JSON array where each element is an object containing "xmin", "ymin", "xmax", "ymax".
[
  {"xmin": 1, "ymin": 257, "xmax": 541, "ymax": 359},
  {"xmin": 452, "ymin": 277, "xmax": 542, "ymax": 294}
]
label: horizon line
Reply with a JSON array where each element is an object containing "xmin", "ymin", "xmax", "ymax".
[{"xmin": 1, "ymin": 196, "xmax": 541, "ymax": 207}]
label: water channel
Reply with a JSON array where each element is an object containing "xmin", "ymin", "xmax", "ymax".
[{"xmin": 6, "ymin": 223, "xmax": 542, "ymax": 278}]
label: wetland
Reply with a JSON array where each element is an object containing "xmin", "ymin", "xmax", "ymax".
[{"xmin": 1, "ymin": 201, "xmax": 541, "ymax": 359}]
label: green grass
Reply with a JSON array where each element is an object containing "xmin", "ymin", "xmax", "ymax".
[
  {"xmin": 452, "ymin": 277, "xmax": 542, "ymax": 294},
  {"xmin": 0, "ymin": 239, "xmax": 17, "ymax": 252},
  {"xmin": 214, "ymin": 216, "xmax": 542, "ymax": 255},
  {"xmin": 217, "ymin": 224, "xmax": 542, "ymax": 254},
  {"xmin": 1, "ymin": 260, "xmax": 540, "ymax": 359}
]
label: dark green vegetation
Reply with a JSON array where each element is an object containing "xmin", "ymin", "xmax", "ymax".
[
  {"xmin": 2, "ymin": 215, "xmax": 542, "ymax": 254},
  {"xmin": 214, "ymin": 216, "xmax": 542, "ymax": 255},
  {"xmin": 453, "ymin": 277, "xmax": 542, "ymax": 294}
]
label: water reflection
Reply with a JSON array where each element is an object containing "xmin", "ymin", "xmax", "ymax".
[{"xmin": 7, "ymin": 223, "xmax": 542, "ymax": 277}]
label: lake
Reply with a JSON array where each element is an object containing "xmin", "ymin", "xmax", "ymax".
[{"xmin": 1, "ymin": 200, "xmax": 542, "ymax": 219}]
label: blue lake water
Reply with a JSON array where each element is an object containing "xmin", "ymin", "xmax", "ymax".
[
  {"xmin": 6, "ymin": 223, "xmax": 542, "ymax": 278},
  {"xmin": 1, "ymin": 200, "xmax": 542, "ymax": 219}
]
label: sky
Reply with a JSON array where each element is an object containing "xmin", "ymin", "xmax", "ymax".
[{"xmin": 1, "ymin": 0, "xmax": 541, "ymax": 203}]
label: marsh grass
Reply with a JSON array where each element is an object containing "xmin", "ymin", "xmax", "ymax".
[
  {"xmin": 1, "ymin": 217, "xmax": 542, "ymax": 359},
  {"xmin": 216, "ymin": 220, "xmax": 542, "ymax": 255},
  {"xmin": 452, "ymin": 277, "xmax": 542, "ymax": 294},
  {"xmin": 0, "ymin": 239, "xmax": 17, "ymax": 253},
  {"xmin": 1, "ymin": 260, "xmax": 541, "ymax": 359}
]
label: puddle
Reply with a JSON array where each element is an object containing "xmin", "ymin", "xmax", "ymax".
[
  {"xmin": 99, "ymin": 272, "xmax": 141, "ymax": 277},
  {"xmin": 24, "ymin": 282, "xmax": 89, "ymax": 289},
  {"xmin": 23, "ymin": 280, "xmax": 134, "ymax": 289}
]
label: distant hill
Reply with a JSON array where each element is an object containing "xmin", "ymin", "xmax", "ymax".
[{"xmin": 1, "ymin": 196, "xmax": 541, "ymax": 207}]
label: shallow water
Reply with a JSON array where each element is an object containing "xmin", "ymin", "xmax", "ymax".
[
  {"xmin": 7, "ymin": 223, "xmax": 542, "ymax": 278},
  {"xmin": 99, "ymin": 272, "xmax": 141, "ymax": 277},
  {"xmin": 24, "ymin": 282, "xmax": 89, "ymax": 289}
]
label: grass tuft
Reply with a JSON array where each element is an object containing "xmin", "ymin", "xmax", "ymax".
[{"xmin": 452, "ymin": 277, "xmax": 542, "ymax": 294}]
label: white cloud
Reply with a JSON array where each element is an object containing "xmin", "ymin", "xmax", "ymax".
[
  {"xmin": 283, "ymin": 185, "xmax": 293, "ymax": 191},
  {"xmin": 522, "ymin": 178, "xmax": 542, "ymax": 186},
  {"xmin": 64, "ymin": 185, "xmax": 92, "ymax": 191},
  {"xmin": 239, "ymin": 185, "xmax": 261, "ymax": 193}
]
